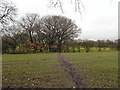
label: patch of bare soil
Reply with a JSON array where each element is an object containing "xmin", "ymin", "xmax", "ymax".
[{"xmin": 57, "ymin": 53, "xmax": 86, "ymax": 88}]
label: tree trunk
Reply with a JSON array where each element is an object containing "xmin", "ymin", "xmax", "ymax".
[
  {"xmin": 58, "ymin": 43, "xmax": 62, "ymax": 53},
  {"xmin": 29, "ymin": 30, "xmax": 33, "ymax": 43},
  {"xmin": 84, "ymin": 47, "xmax": 89, "ymax": 53},
  {"xmin": 73, "ymin": 46, "xmax": 75, "ymax": 53},
  {"xmin": 78, "ymin": 43, "xmax": 80, "ymax": 52},
  {"xmin": 49, "ymin": 44, "xmax": 52, "ymax": 52},
  {"xmin": 66, "ymin": 45, "xmax": 69, "ymax": 52},
  {"xmin": 98, "ymin": 47, "xmax": 101, "ymax": 52},
  {"xmin": 78, "ymin": 46, "xmax": 80, "ymax": 52}
]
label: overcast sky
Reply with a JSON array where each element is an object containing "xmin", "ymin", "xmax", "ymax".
[{"xmin": 11, "ymin": 0, "xmax": 119, "ymax": 41}]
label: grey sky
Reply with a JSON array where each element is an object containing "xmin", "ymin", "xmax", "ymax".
[{"xmin": 11, "ymin": 0, "xmax": 119, "ymax": 41}]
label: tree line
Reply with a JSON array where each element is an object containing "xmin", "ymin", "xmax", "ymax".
[
  {"xmin": 2, "ymin": 14, "xmax": 119, "ymax": 54},
  {"xmin": 1, "ymin": 0, "xmax": 119, "ymax": 54},
  {"xmin": 2, "ymin": 14, "xmax": 81, "ymax": 53}
]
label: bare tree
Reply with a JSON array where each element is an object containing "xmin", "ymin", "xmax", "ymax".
[
  {"xmin": 77, "ymin": 39, "xmax": 82, "ymax": 52},
  {"xmin": 41, "ymin": 15, "xmax": 81, "ymax": 52},
  {"xmin": 106, "ymin": 39, "xmax": 115, "ymax": 51},
  {"xmin": 115, "ymin": 39, "xmax": 120, "ymax": 51},
  {"xmin": 19, "ymin": 13, "xmax": 40, "ymax": 43},
  {"xmin": 81, "ymin": 40, "xmax": 94, "ymax": 53},
  {"xmin": 0, "ymin": 0, "xmax": 17, "ymax": 26},
  {"xmin": 71, "ymin": 40, "xmax": 78, "ymax": 53},
  {"xmin": 97, "ymin": 40, "xmax": 106, "ymax": 52},
  {"xmin": 2, "ymin": 24, "xmax": 21, "ymax": 52}
]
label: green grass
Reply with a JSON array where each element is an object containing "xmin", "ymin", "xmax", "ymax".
[
  {"xmin": 2, "ymin": 52, "xmax": 118, "ymax": 88},
  {"xmin": 2, "ymin": 53, "xmax": 75, "ymax": 88},
  {"xmin": 62, "ymin": 52, "xmax": 118, "ymax": 88}
]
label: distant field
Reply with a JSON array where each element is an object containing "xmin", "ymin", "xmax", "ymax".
[
  {"xmin": 2, "ymin": 52, "xmax": 118, "ymax": 88},
  {"xmin": 68, "ymin": 47, "xmax": 116, "ymax": 52}
]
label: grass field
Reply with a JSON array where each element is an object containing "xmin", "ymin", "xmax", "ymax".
[
  {"xmin": 2, "ymin": 52, "xmax": 118, "ymax": 88},
  {"xmin": 2, "ymin": 53, "xmax": 75, "ymax": 88},
  {"xmin": 62, "ymin": 52, "xmax": 118, "ymax": 88}
]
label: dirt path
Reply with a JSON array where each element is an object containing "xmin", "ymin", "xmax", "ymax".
[{"xmin": 57, "ymin": 53, "xmax": 86, "ymax": 88}]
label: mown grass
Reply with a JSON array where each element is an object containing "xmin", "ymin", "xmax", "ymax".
[
  {"xmin": 2, "ymin": 52, "xmax": 118, "ymax": 88},
  {"xmin": 63, "ymin": 51, "xmax": 118, "ymax": 88},
  {"xmin": 2, "ymin": 53, "xmax": 75, "ymax": 88}
]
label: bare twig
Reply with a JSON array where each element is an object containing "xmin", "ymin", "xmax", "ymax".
[
  {"xmin": 0, "ymin": 0, "xmax": 17, "ymax": 25},
  {"xmin": 48, "ymin": 0, "xmax": 64, "ymax": 13},
  {"xmin": 48, "ymin": 0, "xmax": 85, "ymax": 19}
]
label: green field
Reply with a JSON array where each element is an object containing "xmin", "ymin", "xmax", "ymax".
[
  {"xmin": 2, "ymin": 52, "xmax": 118, "ymax": 88},
  {"xmin": 62, "ymin": 52, "xmax": 118, "ymax": 88}
]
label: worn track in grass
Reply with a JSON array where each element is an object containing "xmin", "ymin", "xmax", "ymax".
[{"xmin": 57, "ymin": 53, "xmax": 86, "ymax": 88}]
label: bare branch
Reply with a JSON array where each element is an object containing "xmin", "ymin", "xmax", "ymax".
[
  {"xmin": 0, "ymin": 0, "xmax": 17, "ymax": 26},
  {"xmin": 48, "ymin": 0, "xmax": 85, "ymax": 15},
  {"xmin": 48, "ymin": 0, "xmax": 64, "ymax": 13}
]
